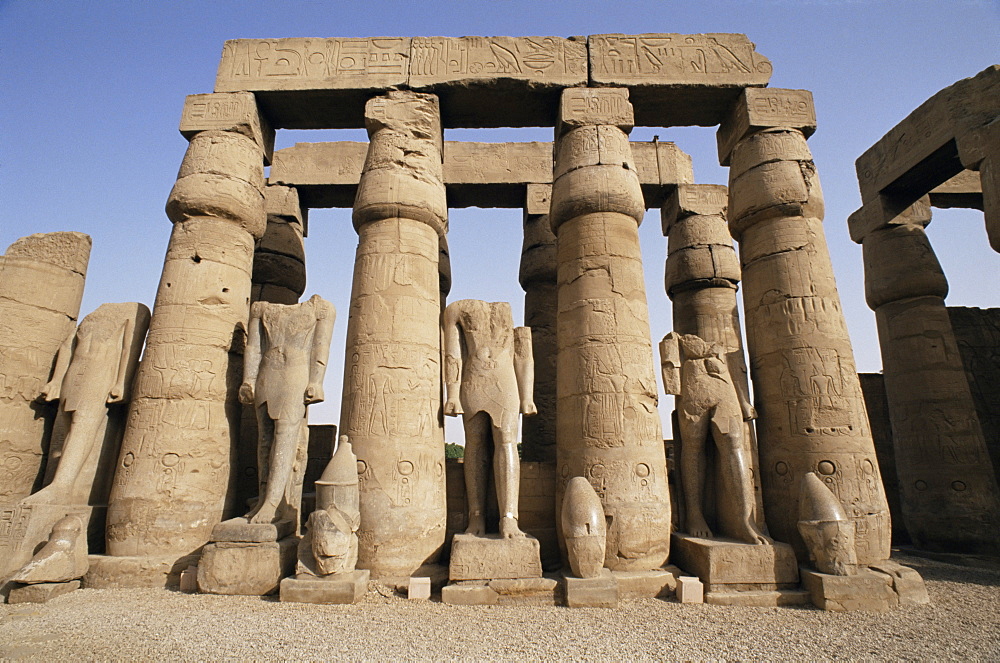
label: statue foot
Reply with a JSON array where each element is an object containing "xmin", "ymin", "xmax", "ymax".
[
  {"xmin": 247, "ymin": 502, "xmax": 277, "ymax": 525},
  {"xmin": 465, "ymin": 515, "xmax": 486, "ymax": 537},
  {"xmin": 687, "ymin": 517, "xmax": 713, "ymax": 539},
  {"xmin": 500, "ymin": 515, "xmax": 526, "ymax": 539},
  {"xmin": 739, "ymin": 522, "xmax": 773, "ymax": 545}
]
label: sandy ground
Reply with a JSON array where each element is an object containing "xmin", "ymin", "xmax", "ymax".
[{"xmin": 1, "ymin": 551, "xmax": 998, "ymax": 661}]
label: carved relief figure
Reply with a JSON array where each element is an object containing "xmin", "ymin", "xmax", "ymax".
[
  {"xmin": 239, "ymin": 294, "xmax": 335, "ymax": 525},
  {"xmin": 443, "ymin": 300, "xmax": 536, "ymax": 538},
  {"xmin": 661, "ymin": 332, "xmax": 770, "ymax": 544},
  {"xmin": 24, "ymin": 303, "xmax": 150, "ymax": 506}
]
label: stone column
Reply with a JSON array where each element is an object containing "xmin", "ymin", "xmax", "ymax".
[
  {"xmin": 234, "ymin": 184, "xmax": 307, "ymax": 514},
  {"xmin": 718, "ymin": 88, "xmax": 890, "ymax": 564},
  {"xmin": 855, "ymin": 199, "xmax": 1000, "ymax": 552},
  {"xmin": 519, "ymin": 183, "xmax": 557, "ymax": 463},
  {"xmin": 550, "ymin": 88, "xmax": 671, "ymax": 571},
  {"xmin": 661, "ymin": 184, "xmax": 765, "ymax": 533},
  {"xmin": 101, "ymin": 93, "xmax": 271, "ymax": 576},
  {"xmin": 0, "ymin": 232, "xmax": 90, "ymax": 505},
  {"xmin": 339, "ymin": 91, "xmax": 447, "ymax": 578}
]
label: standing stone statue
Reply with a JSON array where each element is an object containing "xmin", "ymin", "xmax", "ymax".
[
  {"xmin": 661, "ymin": 332, "xmax": 770, "ymax": 544},
  {"xmin": 239, "ymin": 294, "xmax": 335, "ymax": 525},
  {"xmin": 443, "ymin": 300, "xmax": 536, "ymax": 538},
  {"xmin": 25, "ymin": 303, "xmax": 150, "ymax": 507}
]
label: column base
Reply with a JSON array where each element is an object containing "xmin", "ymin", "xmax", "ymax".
[
  {"xmin": 611, "ymin": 566, "xmax": 681, "ymax": 599},
  {"xmin": 279, "ymin": 570, "xmax": 370, "ymax": 604},
  {"xmin": 564, "ymin": 569, "xmax": 619, "ymax": 608},
  {"xmin": 7, "ymin": 580, "xmax": 80, "ymax": 604},
  {"xmin": 84, "ymin": 552, "xmax": 199, "ymax": 588},
  {"xmin": 441, "ymin": 576, "xmax": 560, "ymax": 606}
]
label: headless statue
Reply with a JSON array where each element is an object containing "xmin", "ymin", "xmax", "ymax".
[
  {"xmin": 239, "ymin": 294, "xmax": 335, "ymax": 525},
  {"xmin": 443, "ymin": 300, "xmax": 536, "ymax": 539},
  {"xmin": 24, "ymin": 302, "xmax": 149, "ymax": 506},
  {"xmin": 661, "ymin": 332, "xmax": 770, "ymax": 545}
]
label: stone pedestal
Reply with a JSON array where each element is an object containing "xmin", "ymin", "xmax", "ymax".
[
  {"xmin": 550, "ymin": 87, "xmax": 671, "ymax": 572},
  {"xmin": 340, "ymin": 91, "xmax": 447, "ymax": 578},
  {"xmin": 719, "ymin": 89, "xmax": 890, "ymax": 564},
  {"xmin": 279, "ymin": 569, "xmax": 370, "ymax": 604},
  {"xmin": 7, "ymin": 580, "xmax": 80, "ymax": 604},
  {"xmin": 449, "ymin": 533, "xmax": 542, "ymax": 581},
  {"xmin": 197, "ymin": 537, "xmax": 297, "ymax": 596},
  {"xmin": 83, "ymin": 552, "xmax": 199, "ymax": 589},
  {"xmin": 441, "ymin": 577, "xmax": 560, "ymax": 606},
  {"xmin": 564, "ymin": 569, "xmax": 619, "ymax": 608},
  {"xmin": 612, "ymin": 566, "xmax": 680, "ymax": 599},
  {"xmin": 800, "ymin": 567, "xmax": 898, "ymax": 612},
  {"xmin": 106, "ymin": 92, "xmax": 271, "ymax": 570}
]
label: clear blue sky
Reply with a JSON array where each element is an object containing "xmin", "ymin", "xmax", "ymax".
[{"xmin": 1, "ymin": 0, "xmax": 997, "ymax": 438}]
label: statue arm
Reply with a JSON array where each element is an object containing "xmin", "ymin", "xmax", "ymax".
[
  {"xmin": 659, "ymin": 333, "xmax": 682, "ymax": 396},
  {"xmin": 442, "ymin": 303, "xmax": 463, "ymax": 416},
  {"xmin": 240, "ymin": 302, "xmax": 264, "ymax": 405},
  {"xmin": 306, "ymin": 298, "xmax": 336, "ymax": 405},
  {"xmin": 513, "ymin": 326, "xmax": 536, "ymax": 416},
  {"xmin": 728, "ymin": 350, "xmax": 756, "ymax": 420},
  {"xmin": 40, "ymin": 327, "xmax": 75, "ymax": 402},
  {"xmin": 107, "ymin": 317, "xmax": 134, "ymax": 403}
]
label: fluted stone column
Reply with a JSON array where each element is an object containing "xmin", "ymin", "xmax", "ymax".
[
  {"xmin": 855, "ymin": 199, "xmax": 1000, "ymax": 552},
  {"xmin": 519, "ymin": 183, "xmax": 557, "ymax": 463},
  {"xmin": 551, "ymin": 88, "xmax": 671, "ymax": 571},
  {"xmin": 339, "ymin": 91, "xmax": 447, "ymax": 578},
  {"xmin": 0, "ymin": 233, "xmax": 90, "ymax": 506},
  {"xmin": 101, "ymin": 93, "xmax": 270, "ymax": 579},
  {"xmin": 234, "ymin": 184, "xmax": 307, "ymax": 515},
  {"xmin": 719, "ymin": 88, "xmax": 890, "ymax": 564},
  {"xmin": 661, "ymin": 184, "xmax": 765, "ymax": 534}
]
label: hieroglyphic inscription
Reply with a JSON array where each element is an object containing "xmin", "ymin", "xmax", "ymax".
[
  {"xmin": 409, "ymin": 36, "xmax": 585, "ymax": 85},
  {"xmin": 589, "ymin": 33, "xmax": 772, "ymax": 84}
]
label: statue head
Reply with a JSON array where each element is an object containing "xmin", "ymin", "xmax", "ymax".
[{"xmin": 797, "ymin": 472, "xmax": 858, "ymax": 575}]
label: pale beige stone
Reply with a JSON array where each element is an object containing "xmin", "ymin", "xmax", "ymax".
[
  {"xmin": 0, "ymin": 233, "xmax": 90, "ymax": 507},
  {"xmin": 868, "ymin": 560, "xmax": 930, "ymax": 606},
  {"xmin": 862, "ymin": 220, "xmax": 1000, "ymax": 552},
  {"xmin": 82, "ymin": 552, "xmax": 198, "ymax": 589},
  {"xmin": 408, "ymin": 576, "xmax": 431, "ymax": 600},
  {"xmin": 180, "ymin": 92, "xmax": 275, "ymax": 164},
  {"xmin": 676, "ymin": 575, "xmax": 704, "ymax": 604},
  {"xmin": 722, "ymin": 114, "xmax": 890, "ymax": 566},
  {"xmin": 671, "ymin": 534, "xmax": 798, "ymax": 587},
  {"xmin": 560, "ymin": 476, "xmax": 607, "ymax": 579},
  {"xmin": 717, "ymin": 89, "xmax": 816, "ymax": 166},
  {"xmin": 448, "ymin": 533, "xmax": 542, "ymax": 581},
  {"xmin": 197, "ymin": 537, "xmax": 297, "ymax": 595},
  {"xmin": 550, "ymin": 88, "xmax": 671, "ymax": 572},
  {"xmin": 797, "ymin": 472, "xmax": 859, "ymax": 575},
  {"xmin": 179, "ymin": 566, "xmax": 198, "ymax": 592},
  {"xmin": 279, "ymin": 569, "xmax": 369, "ymax": 604},
  {"xmin": 564, "ymin": 568, "xmax": 618, "ymax": 608},
  {"xmin": 705, "ymin": 588, "xmax": 810, "ymax": 607},
  {"xmin": 612, "ymin": 567, "xmax": 679, "ymax": 599},
  {"xmin": 800, "ymin": 567, "xmax": 898, "ymax": 612},
  {"xmin": 589, "ymin": 34, "xmax": 772, "ymax": 126},
  {"xmin": 340, "ymin": 91, "xmax": 447, "ymax": 578},
  {"xmin": 10, "ymin": 514, "xmax": 88, "ymax": 584},
  {"xmin": 297, "ymin": 437, "xmax": 360, "ymax": 577},
  {"xmin": 107, "ymin": 103, "xmax": 267, "ymax": 565},
  {"xmin": 443, "ymin": 300, "xmax": 535, "ymax": 541},
  {"xmin": 441, "ymin": 583, "xmax": 500, "ymax": 605},
  {"xmin": 6, "ymin": 580, "xmax": 80, "ymax": 604}
]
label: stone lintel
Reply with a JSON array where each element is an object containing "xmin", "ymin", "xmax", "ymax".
[
  {"xmin": 848, "ymin": 195, "xmax": 932, "ymax": 244},
  {"xmin": 928, "ymin": 170, "xmax": 984, "ymax": 210},
  {"xmin": 180, "ymin": 92, "xmax": 275, "ymax": 164},
  {"xmin": 557, "ymin": 87, "xmax": 634, "ymax": 135},
  {"xmin": 270, "ymin": 140, "xmax": 692, "ymax": 209},
  {"xmin": 717, "ymin": 88, "xmax": 816, "ymax": 166},
  {"xmin": 661, "ymin": 184, "xmax": 728, "ymax": 236}
]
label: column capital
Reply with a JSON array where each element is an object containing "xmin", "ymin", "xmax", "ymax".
[
  {"xmin": 717, "ymin": 88, "xmax": 816, "ymax": 166},
  {"xmin": 661, "ymin": 184, "xmax": 728, "ymax": 236},
  {"xmin": 557, "ymin": 87, "xmax": 633, "ymax": 136},
  {"xmin": 848, "ymin": 195, "xmax": 932, "ymax": 244},
  {"xmin": 264, "ymin": 184, "xmax": 305, "ymax": 228},
  {"xmin": 180, "ymin": 92, "xmax": 274, "ymax": 164}
]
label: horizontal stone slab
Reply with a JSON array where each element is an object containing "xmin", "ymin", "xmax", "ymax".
[
  {"xmin": 928, "ymin": 169, "xmax": 983, "ymax": 210},
  {"xmin": 213, "ymin": 34, "xmax": 773, "ymax": 128},
  {"xmin": 269, "ymin": 140, "xmax": 693, "ymax": 209}
]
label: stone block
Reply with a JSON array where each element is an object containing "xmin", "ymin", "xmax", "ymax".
[
  {"xmin": 869, "ymin": 560, "xmax": 930, "ymax": 606},
  {"xmin": 589, "ymin": 34, "xmax": 772, "ymax": 127},
  {"xmin": 848, "ymin": 195, "xmax": 932, "ymax": 244},
  {"xmin": 662, "ymin": 184, "xmax": 729, "ymax": 234},
  {"xmin": 449, "ymin": 533, "xmax": 542, "ymax": 581},
  {"xmin": 676, "ymin": 576, "xmax": 704, "ymax": 604},
  {"xmin": 7, "ymin": 580, "xmax": 80, "ymax": 604},
  {"xmin": 0, "ymin": 504, "xmax": 92, "ymax": 581},
  {"xmin": 83, "ymin": 553, "xmax": 197, "ymax": 589},
  {"xmin": 564, "ymin": 569, "xmax": 619, "ymax": 608},
  {"xmin": 279, "ymin": 570, "xmax": 369, "ymax": 604},
  {"xmin": 928, "ymin": 170, "xmax": 984, "ymax": 210},
  {"xmin": 671, "ymin": 534, "xmax": 799, "ymax": 586},
  {"xmin": 442, "ymin": 583, "xmax": 500, "ymax": 605},
  {"xmin": 612, "ymin": 567, "xmax": 679, "ymax": 599},
  {"xmin": 180, "ymin": 92, "xmax": 275, "ymax": 164},
  {"xmin": 210, "ymin": 517, "xmax": 294, "ymax": 543},
  {"xmin": 197, "ymin": 537, "xmax": 297, "ymax": 596},
  {"xmin": 526, "ymin": 183, "xmax": 552, "ymax": 215},
  {"xmin": 179, "ymin": 566, "xmax": 198, "ymax": 593},
  {"xmin": 801, "ymin": 567, "xmax": 899, "ymax": 612},
  {"xmin": 705, "ymin": 588, "xmax": 810, "ymax": 607},
  {"xmin": 717, "ymin": 88, "xmax": 816, "ymax": 165},
  {"xmin": 558, "ymin": 87, "xmax": 634, "ymax": 134},
  {"xmin": 408, "ymin": 576, "xmax": 431, "ymax": 600},
  {"xmin": 263, "ymin": 185, "xmax": 304, "ymax": 224}
]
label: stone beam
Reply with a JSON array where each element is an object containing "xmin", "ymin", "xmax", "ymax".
[
  {"xmin": 928, "ymin": 169, "xmax": 984, "ymax": 210},
  {"xmin": 855, "ymin": 65, "xmax": 999, "ymax": 206},
  {"xmin": 214, "ymin": 34, "xmax": 771, "ymax": 129},
  {"xmin": 269, "ymin": 140, "xmax": 693, "ymax": 209}
]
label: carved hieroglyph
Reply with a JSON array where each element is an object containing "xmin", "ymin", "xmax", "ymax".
[
  {"xmin": 339, "ymin": 90, "xmax": 447, "ymax": 577},
  {"xmin": 240, "ymin": 294, "xmax": 334, "ymax": 528},
  {"xmin": 661, "ymin": 184, "xmax": 766, "ymax": 541},
  {"xmin": 861, "ymin": 206, "xmax": 1000, "ymax": 552},
  {"xmin": 27, "ymin": 303, "xmax": 150, "ymax": 512},
  {"xmin": 719, "ymin": 89, "xmax": 890, "ymax": 564},
  {"xmin": 550, "ymin": 88, "xmax": 671, "ymax": 571},
  {"xmin": 519, "ymin": 184, "xmax": 557, "ymax": 463},
  {"xmin": 443, "ymin": 300, "xmax": 536, "ymax": 539},
  {"xmin": 0, "ymin": 232, "xmax": 90, "ymax": 506},
  {"xmin": 106, "ymin": 92, "xmax": 269, "ymax": 561}
]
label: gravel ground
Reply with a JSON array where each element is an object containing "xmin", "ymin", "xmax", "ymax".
[{"xmin": 1, "ymin": 552, "xmax": 997, "ymax": 661}]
